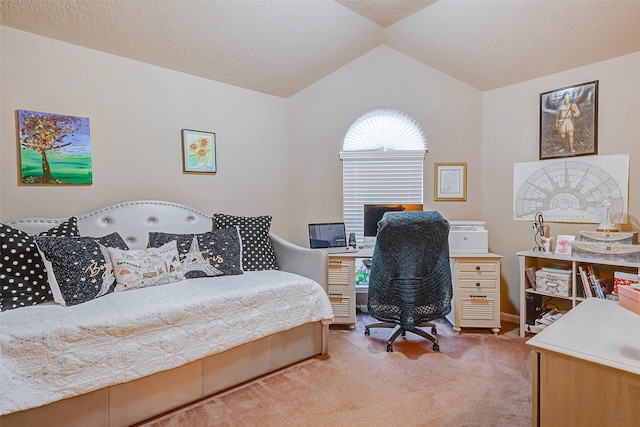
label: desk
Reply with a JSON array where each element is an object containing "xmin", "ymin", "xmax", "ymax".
[
  {"xmin": 327, "ymin": 250, "xmax": 502, "ymax": 334},
  {"xmin": 526, "ymin": 298, "xmax": 640, "ymax": 427}
]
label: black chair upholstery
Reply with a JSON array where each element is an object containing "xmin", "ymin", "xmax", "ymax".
[{"xmin": 364, "ymin": 211, "xmax": 453, "ymax": 352}]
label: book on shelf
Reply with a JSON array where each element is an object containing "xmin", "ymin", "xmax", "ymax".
[
  {"xmin": 578, "ymin": 266, "xmax": 594, "ymax": 298},
  {"xmin": 586, "ymin": 265, "xmax": 606, "ymax": 299},
  {"xmin": 525, "ymin": 267, "xmax": 537, "ymax": 290}
]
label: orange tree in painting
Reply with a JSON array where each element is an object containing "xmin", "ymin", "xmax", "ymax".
[{"xmin": 19, "ymin": 112, "xmax": 83, "ymax": 183}]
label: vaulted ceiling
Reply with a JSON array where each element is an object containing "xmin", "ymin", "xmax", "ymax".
[{"xmin": 2, "ymin": 0, "xmax": 639, "ymax": 98}]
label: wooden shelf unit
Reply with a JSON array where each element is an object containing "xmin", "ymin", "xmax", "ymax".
[{"xmin": 517, "ymin": 249, "xmax": 640, "ymax": 337}]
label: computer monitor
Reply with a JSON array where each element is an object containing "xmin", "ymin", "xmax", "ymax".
[{"xmin": 363, "ymin": 203, "xmax": 423, "ymax": 247}]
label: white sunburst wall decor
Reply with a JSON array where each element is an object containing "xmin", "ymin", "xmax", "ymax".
[{"xmin": 342, "ymin": 109, "xmax": 427, "ymax": 151}]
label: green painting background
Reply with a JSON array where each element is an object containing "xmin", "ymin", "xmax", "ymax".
[{"xmin": 20, "ymin": 150, "xmax": 93, "ymax": 184}]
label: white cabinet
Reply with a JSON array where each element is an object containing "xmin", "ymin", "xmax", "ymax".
[
  {"xmin": 327, "ymin": 257, "xmax": 356, "ymax": 328},
  {"xmin": 446, "ymin": 253, "xmax": 502, "ymax": 335},
  {"xmin": 517, "ymin": 249, "xmax": 640, "ymax": 337}
]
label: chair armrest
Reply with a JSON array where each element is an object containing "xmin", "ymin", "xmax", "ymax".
[{"xmin": 269, "ymin": 233, "xmax": 328, "ymax": 292}]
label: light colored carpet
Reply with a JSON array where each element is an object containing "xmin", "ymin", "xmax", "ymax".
[{"xmin": 140, "ymin": 312, "xmax": 532, "ymax": 427}]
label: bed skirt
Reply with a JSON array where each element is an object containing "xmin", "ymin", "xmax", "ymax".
[{"xmin": 0, "ymin": 321, "xmax": 327, "ymax": 427}]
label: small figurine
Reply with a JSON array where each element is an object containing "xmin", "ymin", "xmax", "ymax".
[
  {"xmin": 540, "ymin": 236, "xmax": 552, "ymax": 253},
  {"xmin": 597, "ymin": 198, "xmax": 618, "ymax": 232}
]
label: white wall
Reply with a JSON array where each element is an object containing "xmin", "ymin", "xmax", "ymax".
[
  {"xmin": 0, "ymin": 27, "xmax": 291, "ymax": 234},
  {"xmin": 287, "ymin": 45, "xmax": 485, "ymax": 247},
  {"xmin": 3, "ymin": 26, "xmax": 639, "ymax": 317},
  {"xmin": 483, "ymin": 52, "xmax": 640, "ymax": 314}
]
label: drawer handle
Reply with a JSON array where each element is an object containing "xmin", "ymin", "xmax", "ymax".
[
  {"xmin": 329, "ymin": 261, "xmax": 343, "ymax": 266},
  {"xmin": 470, "ymin": 295, "xmax": 487, "ymax": 299},
  {"xmin": 329, "ymin": 292, "xmax": 343, "ymax": 298},
  {"xmin": 475, "ymin": 282, "xmax": 481, "ymax": 287},
  {"xmin": 475, "ymin": 265, "xmax": 481, "ymax": 271}
]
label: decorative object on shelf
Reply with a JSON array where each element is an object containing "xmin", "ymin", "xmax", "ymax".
[
  {"xmin": 532, "ymin": 212, "xmax": 548, "ymax": 251},
  {"xmin": 571, "ymin": 241, "xmax": 640, "ymax": 263},
  {"xmin": 579, "ymin": 230, "xmax": 637, "ymax": 244},
  {"xmin": 554, "ymin": 235, "xmax": 575, "ymax": 255},
  {"xmin": 572, "ymin": 228, "xmax": 640, "ymax": 262},
  {"xmin": 434, "ymin": 162, "xmax": 467, "ymax": 201},
  {"xmin": 597, "ymin": 197, "xmax": 618, "ymax": 232},
  {"xmin": 539, "ymin": 80, "xmax": 598, "ymax": 160},
  {"xmin": 17, "ymin": 109, "xmax": 92, "ymax": 185},
  {"xmin": 181, "ymin": 129, "xmax": 217, "ymax": 174}
]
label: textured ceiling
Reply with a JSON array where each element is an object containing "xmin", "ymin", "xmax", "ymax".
[{"xmin": 1, "ymin": 0, "xmax": 639, "ymax": 98}]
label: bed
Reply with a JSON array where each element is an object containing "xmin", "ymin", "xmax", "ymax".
[{"xmin": 0, "ymin": 200, "xmax": 332, "ymax": 427}]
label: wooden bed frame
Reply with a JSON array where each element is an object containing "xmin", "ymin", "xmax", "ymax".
[{"xmin": 1, "ymin": 200, "xmax": 329, "ymax": 427}]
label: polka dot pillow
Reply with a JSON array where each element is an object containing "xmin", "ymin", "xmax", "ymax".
[
  {"xmin": 213, "ymin": 213, "xmax": 278, "ymax": 271},
  {"xmin": 0, "ymin": 217, "xmax": 79, "ymax": 311}
]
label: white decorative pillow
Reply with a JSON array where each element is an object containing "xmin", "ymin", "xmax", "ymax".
[{"xmin": 109, "ymin": 241, "xmax": 185, "ymax": 292}]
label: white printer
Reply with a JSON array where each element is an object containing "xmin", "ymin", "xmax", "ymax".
[{"xmin": 448, "ymin": 221, "xmax": 488, "ymax": 254}]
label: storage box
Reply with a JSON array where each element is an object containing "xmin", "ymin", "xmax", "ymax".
[
  {"xmin": 613, "ymin": 271, "xmax": 639, "ymax": 294},
  {"xmin": 571, "ymin": 241, "xmax": 640, "ymax": 263},
  {"xmin": 579, "ymin": 231, "xmax": 638, "ymax": 245},
  {"xmin": 535, "ymin": 270, "xmax": 572, "ymax": 297},
  {"xmin": 618, "ymin": 285, "xmax": 640, "ymax": 315}
]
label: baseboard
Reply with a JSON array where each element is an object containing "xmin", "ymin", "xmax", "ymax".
[{"xmin": 501, "ymin": 312, "xmax": 519, "ymax": 325}]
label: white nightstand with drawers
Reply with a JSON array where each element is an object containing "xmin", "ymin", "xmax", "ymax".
[{"xmin": 446, "ymin": 253, "xmax": 503, "ymax": 335}]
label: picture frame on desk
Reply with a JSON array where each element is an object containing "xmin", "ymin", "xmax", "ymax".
[{"xmin": 554, "ymin": 235, "xmax": 575, "ymax": 255}]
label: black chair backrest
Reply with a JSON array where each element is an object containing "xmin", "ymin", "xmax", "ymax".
[{"xmin": 367, "ymin": 211, "xmax": 453, "ymax": 328}]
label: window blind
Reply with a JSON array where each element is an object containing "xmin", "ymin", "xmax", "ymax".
[{"xmin": 340, "ymin": 150, "xmax": 425, "ymax": 243}]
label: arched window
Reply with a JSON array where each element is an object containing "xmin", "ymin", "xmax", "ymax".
[{"xmin": 340, "ymin": 109, "xmax": 427, "ymax": 243}]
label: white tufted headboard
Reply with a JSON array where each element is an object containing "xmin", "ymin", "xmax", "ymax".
[{"xmin": 5, "ymin": 200, "xmax": 213, "ymax": 250}]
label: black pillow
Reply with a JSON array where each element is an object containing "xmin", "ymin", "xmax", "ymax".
[
  {"xmin": 212, "ymin": 213, "xmax": 278, "ymax": 271},
  {"xmin": 148, "ymin": 227, "xmax": 243, "ymax": 278},
  {"xmin": 34, "ymin": 232, "xmax": 129, "ymax": 307},
  {"xmin": 1, "ymin": 217, "xmax": 79, "ymax": 311}
]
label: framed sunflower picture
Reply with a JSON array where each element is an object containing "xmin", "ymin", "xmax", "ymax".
[{"xmin": 181, "ymin": 129, "xmax": 217, "ymax": 174}]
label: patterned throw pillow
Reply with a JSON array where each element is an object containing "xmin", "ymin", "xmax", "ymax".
[
  {"xmin": 1, "ymin": 217, "xmax": 79, "ymax": 311},
  {"xmin": 148, "ymin": 227, "xmax": 243, "ymax": 278},
  {"xmin": 109, "ymin": 240, "xmax": 185, "ymax": 292},
  {"xmin": 212, "ymin": 213, "xmax": 278, "ymax": 271},
  {"xmin": 34, "ymin": 232, "xmax": 129, "ymax": 307}
]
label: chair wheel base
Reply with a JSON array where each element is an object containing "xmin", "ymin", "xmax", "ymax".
[
  {"xmin": 364, "ymin": 328, "xmax": 370, "ymax": 336},
  {"xmin": 433, "ymin": 343, "xmax": 440, "ymax": 352},
  {"xmin": 386, "ymin": 344, "xmax": 393, "ymax": 352}
]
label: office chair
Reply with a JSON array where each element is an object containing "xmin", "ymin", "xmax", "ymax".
[{"xmin": 364, "ymin": 211, "xmax": 453, "ymax": 352}]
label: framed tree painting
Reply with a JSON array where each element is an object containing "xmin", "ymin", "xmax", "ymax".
[
  {"xmin": 181, "ymin": 129, "xmax": 217, "ymax": 174},
  {"xmin": 539, "ymin": 81, "xmax": 598, "ymax": 160},
  {"xmin": 17, "ymin": 109, "xmax": 92, "ymax": 185}
]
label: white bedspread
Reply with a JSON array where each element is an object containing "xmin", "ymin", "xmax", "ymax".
[{"xmin": 0, "ymin": 270, "xmax": 334, "ymax": 415}]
